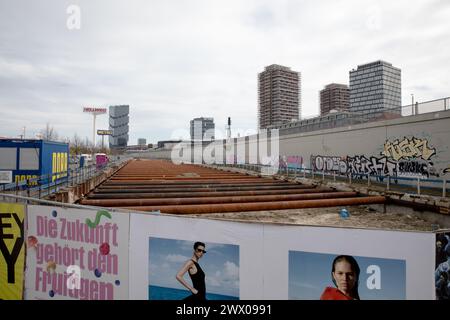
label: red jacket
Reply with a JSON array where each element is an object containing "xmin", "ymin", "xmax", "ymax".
[{"xmin": 320, "ymin": 287, "xmax": 354, "ymax": 300}]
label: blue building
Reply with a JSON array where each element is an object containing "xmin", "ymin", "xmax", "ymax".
[{"xmin": 0, "ymin": 139, "xmax": 69, "ymax": 186}]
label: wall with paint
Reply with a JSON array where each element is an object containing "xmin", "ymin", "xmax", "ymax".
[
  {"xmin": 166, "ymin": 110, "xmax": 450, "ymax": 180},
  {"xmin": 277, "ymin": 110, "xmax": 450, "ymax": 178},
  {"xmin": 1, "ymin": 202, "xmax": 442, "ymax": 300}
]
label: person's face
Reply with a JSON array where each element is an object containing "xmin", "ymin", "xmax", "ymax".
[
  {"xmin": 333, "ymin": 260, "xmax": 356, "ymax": 295},
  {"xmin": 194, "ymin": 246, "xmax": 206, "ymax": 259}
]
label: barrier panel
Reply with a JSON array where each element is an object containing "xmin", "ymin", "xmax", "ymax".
[
  {"xmin": 24, "ymin": 205, "xmax": 129, "ymax": 300},
  {"xmin": 0, "ymin": 199, "xmax": 445, "ymax": 300},
  {"xmin": 129, "ymin": 213, "xmax": 436, "ymax": 300},
  {"xmin": 0, "ymin": 202, "xmax": 25, "ymax": 299}
]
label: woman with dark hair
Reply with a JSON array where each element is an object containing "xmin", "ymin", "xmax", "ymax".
[
  {"xmin": 176, "ymin": 241, "xmax": 207, "ymax": 301},
  {"xmin": 320, "ymin": 255, "xmax": 360, "ymax": 300}
]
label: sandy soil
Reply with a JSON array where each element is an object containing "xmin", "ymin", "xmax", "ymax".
[{"xmin": 187, "ymin": 205, "xmax": 434, "ymax": 231}]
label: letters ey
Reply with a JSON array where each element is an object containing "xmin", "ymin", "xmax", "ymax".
[{"xmin": 0, "ymin": 213, "xmax": 24, "ymax": 283}]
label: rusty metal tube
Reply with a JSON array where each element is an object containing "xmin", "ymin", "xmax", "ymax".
[
  {"xmin": 98, "ymin": 182, "xmax": 294, "ymax": 189},
  {"xmin": 110, "ymin": 176, "xmax": 255, "ymax": 181},
  {"xmin": 105, "ymin": 178, "xmax": 272, "ymax": 184},
  {"xmin": 93, "ymin": 184, "xmax": 313, "ymax": 194},
  {"xmin": 86, "ymin": 188, "xmax": 333, "ymax": 199},
  {"xmin": 79, "ymin": 191, "xmax": 358, "ymax": 206},
  {"xmin": 121, "ymin": 196, "xmax": 386, "ymax": 214}
]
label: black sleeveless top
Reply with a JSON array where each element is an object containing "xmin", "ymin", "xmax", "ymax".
[{"xmin": 188, "ymin": 260, "xmax": 206, "ymax": 299}]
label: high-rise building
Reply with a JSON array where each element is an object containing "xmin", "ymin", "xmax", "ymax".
[
  {"xmin": 349, "ymin": 60, "xmax": 401, "ymax": 116},
  {"xmin": 320, "ymin": 83, "xmax": 350, "ymax": 116},
  {"xmin": 109, "ymin": 105, "xmax": 129, "ymax": 148},
  {"xmin": 190, "ymin": 117, "xmax": 215, "ymax": 141},
  {"xmin": 258, "ymin": 64, "xmax": 301, "ymax": 130}
]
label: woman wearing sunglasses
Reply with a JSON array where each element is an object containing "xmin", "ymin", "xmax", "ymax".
[{"xmin": 176, "ymin": 241, "xmax": 207, "ymax": 301}]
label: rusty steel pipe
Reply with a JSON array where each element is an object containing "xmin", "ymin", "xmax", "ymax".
[
  {"xmin": 121, "ymin": 196, "xmax": 386, "ymax": 214},
  {"xmin": 110, "ymin": 175, "xmax": 254, "ymax": 180},
  {"xmin": 79, "ymin": 192, "xmax": 358, "ymax": 207},
  {"xmin": 86, "ymin": 188, "xmax": 333, "ymax": 199},
  {"xmin": 111, "ymin": 173, "xmax": 249, "ymax": 178},
  {"xmin": 92, "ymin": 184, "xmax": 314, "ymax": 194},
  {"xmin": 103, "ymin": 178, "xmax": 277, "ymax": 185},
  {"xmin": 97, "ymin": 183, "xmax": 295, "ymax": 190}
]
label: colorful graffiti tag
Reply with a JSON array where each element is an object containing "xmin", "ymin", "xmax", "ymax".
[
  {"xmin": 311, "ymin": 137, "xmax": 440, "ymax": 179},
  {"xmin": 381, "ymin": 137, "xmax": 439, "ymax": 178},
  {"xmin": 347, "ymin": 155, "xmax": 397, "ymax": 177},
  {"xmin": 311, "ymin": 155, "xmax": 347, "ymax": 174},
  {"xmin": 278, "ymin": 156, "xmax": 303, "ymax": 169},
  {"xmin": 381, "ymin": 137, "xmax": 436, "ymax": 161}
]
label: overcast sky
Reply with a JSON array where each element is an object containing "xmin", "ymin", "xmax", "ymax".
[{"xmin": 0, "ymin": 0, "xmax": 449, "ymax": 144}]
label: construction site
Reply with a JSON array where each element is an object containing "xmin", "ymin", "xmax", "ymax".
[
  {"xmin": 66, "ymin": 158, "xmax": 447, "ymax": 232},
  {"xmin": 2, "ymin": 106, "xmax": 450, "ymax": 300}
]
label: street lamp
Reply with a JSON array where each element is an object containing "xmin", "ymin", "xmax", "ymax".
[{"xmin": 411, "ymin": 94, "xmax": 414, "ymax": 115}]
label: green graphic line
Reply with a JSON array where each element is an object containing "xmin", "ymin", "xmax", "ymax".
[{"xmin": 86, "ymin": 210, "xmax": 112, "ymax": 228}]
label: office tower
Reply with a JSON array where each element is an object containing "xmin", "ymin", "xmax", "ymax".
[
  {"xmin": 349, "ymin": 60, "xmax": 401, "ymax": 116},
  {"xmin": 109, "ymin": 105, "xmax": 129, "ymax": 148},
  {"xmin": 320, "ymin": 83, "xmax": 350, "ymax": 115},
  {"xmin": 258, "ymin": 64, "xmax": 301, "ymax": 130},
  {"xmin": 190, "ymin": 117, "xmax": 215, "ymax": 141}
]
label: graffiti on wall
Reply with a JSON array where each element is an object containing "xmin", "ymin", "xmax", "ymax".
[
  {"xmin": 347, "ymin": 155, "xmax": 397, "ymax": 177},
  {"xmin": 312, "ymin": 154, "xmax": 439, "ymax": 179},
  {"xmin": 381, "ymin": 137, "xmax": 436, "ymax": 161},
  {"xmin": 311, "ymin": 155, "xmax": 347, "ymax": 174},
  {"xmin": 288, "ymin": 156, "xmax": 303, "ymax": 169},
  {"xmin": 311, "ymin": 137, "xmax": 439, "ymax": 179},
  {"xmin": 280, "ymin": 156, "xmax": 303, "ymax": 169},
  {"xmin": 381, "ymin": 137, "xmax": 439, "ymax": 178}
]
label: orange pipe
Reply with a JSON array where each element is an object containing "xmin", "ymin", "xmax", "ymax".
[
  {"xmin": 86, "ymin": 188, "xmax": 333, "ymax": 199},
  {"xmin": 121, "ymin": 196, "xmax": 386, "ymax": 214},
  {"xmin": 80, "ymin": 191, "xmax": 358, "ymax": 206}
]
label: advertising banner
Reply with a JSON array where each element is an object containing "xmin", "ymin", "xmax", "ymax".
[
  {"xmin": 129, "ymin": 213, "xmax": 264, "ymax": 300},
  {"xmin": 129, "ymin": 213, "xmax": 436, "ymax": 300},
  {"xmin": 25, "ymin": 205, "xmax": 129, "ymax": 300},
  {"xmin": 0, "ymin": 202, "xmax": 25, "ymax": 299},
  {"xmin": 264, "ymin": 225, "xmax": 435, "ymax": 300}
]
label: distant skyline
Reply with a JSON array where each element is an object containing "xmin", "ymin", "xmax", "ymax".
[{"xmin": 0, "ymin": 0, "xmax": 449, "ymax": 143}]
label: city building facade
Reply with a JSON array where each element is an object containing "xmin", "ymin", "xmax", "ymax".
[
  {"xmin": 320, "ymin": 83, "xmax": 350, "ymax": 115},
  {"xmin": 258, "ymin": 64, "xmax": 301, "ymax": 130},
  {"xmin": 190, "ymin": 117, "xmax": 215, "ymax": 141},
  {"xmin": 349, "ymin": 60, "xmax": 401, "ymax": 117},
  {"xmin": 109, "ymin": 105, "xmax": 129, "ymax": 148}
]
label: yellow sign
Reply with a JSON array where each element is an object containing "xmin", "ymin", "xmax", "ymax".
[
  {"xmin": 97, "ymin": 130, "xmax": 112, "ymax": 135},
  {"xmin": 52, "ymin": 152, "xmax": 68, "ymax": 181},
  {"xmin": 0, "ymin": 202, "xmax": 25, "ymax": 299}
]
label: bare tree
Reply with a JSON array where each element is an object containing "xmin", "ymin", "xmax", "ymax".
[
  {"xmin": 40, "ymin": 123, "xmax": 59, "ymax": 141},
  {"xmin": 70, "ymin": 133, "xmax": 83, "ymax": 155}
]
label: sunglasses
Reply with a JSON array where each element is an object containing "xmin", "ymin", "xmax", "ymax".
[{"xmin": 196, "ymin": 248, "xmax": 207, "ymax": 253}]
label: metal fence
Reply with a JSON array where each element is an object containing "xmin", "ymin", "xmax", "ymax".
[
  {"xmin": 213, "ymin": 162, "xmax": 450, "ymax": 198},
  {"xmin": 278, "ymin": 97, "xmax": 450, "ymax": 136},
  {"xmin": 0, "ymin": 193, "xmax": 142, "ymax": 216},
  {"xmin": 0, "ymin": 156, "xmax": 131, "ymax": 199}
]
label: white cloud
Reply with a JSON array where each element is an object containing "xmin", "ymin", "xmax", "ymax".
[
  {"xmin": 0, "ymin": 0, "xmax": 449, "ymax": 143},
  {"xmin": 207, "ymin": 261, "xmax": 239, "ymax": 291},
  {"xmin": 223, "ymin": 261, "xmax": 239, "ymax": 279},
  {"xmin": 165, "ymin": 254, "xmax": 189, "ymax": 263}
]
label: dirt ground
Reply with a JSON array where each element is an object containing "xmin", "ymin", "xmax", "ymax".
[{"xmin": 187, "ymin": 205, "xmax": 435, "ymax": 231}]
